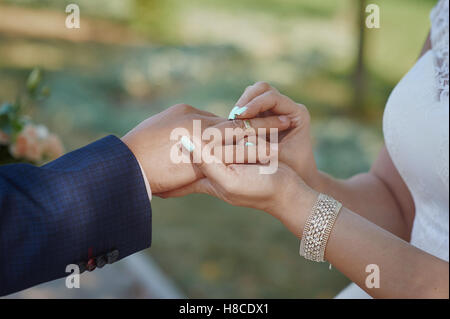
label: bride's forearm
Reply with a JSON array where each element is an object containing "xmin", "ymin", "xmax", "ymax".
[
  {"xmin": 280, "ymin": 184, "xmax": 447, "ymax": 298},
  {"xmin": 325, "ymin": 207, "xmax": 449, "ymax": 298},
  {"xmin": 312, "ymin": 170, "xmax": 411, "ymax": 240}
]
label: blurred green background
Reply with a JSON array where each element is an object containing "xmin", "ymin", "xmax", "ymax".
[{"xmin": 0, "ymin": 0, "xmax": 435, "ymax": 298}]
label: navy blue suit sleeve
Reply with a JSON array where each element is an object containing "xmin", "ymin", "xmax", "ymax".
[{"xmin": 0, "ymin": 135, "xmax": 152, "ymax": 296}]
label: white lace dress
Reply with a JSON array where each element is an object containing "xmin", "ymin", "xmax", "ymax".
[{"xmin": 336, "ymin": 0, "xmax": 449, "ymax": 299}]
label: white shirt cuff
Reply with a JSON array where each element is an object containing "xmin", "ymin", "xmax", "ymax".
[{"xmin": 136, "ymin": 160, "xmax": 152, "ymax": 201}]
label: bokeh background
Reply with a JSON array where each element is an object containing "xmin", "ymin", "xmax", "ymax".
[{"xmin": 0, "ymin": 0, "xmax": 435, "ymax": 298}]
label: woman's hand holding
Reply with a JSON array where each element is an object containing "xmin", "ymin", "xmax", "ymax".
[
  {"xmin": 235, "ymin": 82, "xmax": 321, "ymax": 189},
  {"xmin": 156, "ymin": 83, "xmax": 323, "ymax": 236},
  {"xmin": 159, "ymin": 137, "xmax": 318, "ymax": 237}
]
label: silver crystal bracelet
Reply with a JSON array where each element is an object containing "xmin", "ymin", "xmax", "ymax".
[{"xmin": 299, "ymin": 193, "xmax": 342, "ymax": 262}]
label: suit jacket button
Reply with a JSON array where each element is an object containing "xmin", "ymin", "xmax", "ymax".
[
  {"xmin": 106, "ymin": 249, "xmax": 119, "ymax": 264},
  {"xmin": 96, "ymin": 255, "xmax": 107, "ymax": 268},
  {"xmin": 86, "ymin": 258, "xmax": 96, "ymax": 271},
  {"xmin": 77, "ymin": 262, "xmax": 87, "ymax": 273}
]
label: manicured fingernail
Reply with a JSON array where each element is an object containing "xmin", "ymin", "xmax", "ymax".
[
  {"xmin": 235, "ymin": 106, "xmax": 247, "ymax": 116},
  {"xmin": 243, "ymin": 120, "xmax": 251, "ymax": 129},
  {"xmin": 181, "ymin": 136, "xmax": 195, "ymax": 152},
  {"xmin": 245, "ymin": 142, "xmax": 255, "ymax": 146},
  {"xmin": 228, "ymin": 106, "xmax": 247, "ymax": 120},
  {"xmin": 228, "ymin": 106, "xmax": 239, "ymax": 120},
  {"xmin": 279, "ymin": 115, "xmax": 289, "ymax": 123}
]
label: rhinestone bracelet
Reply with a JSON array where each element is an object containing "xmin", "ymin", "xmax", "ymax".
[{"xmin": 299, "ymin": 193, "xmax": 342, "ymax": 262}]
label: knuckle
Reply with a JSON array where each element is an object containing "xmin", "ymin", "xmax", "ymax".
[
  {"xmin": 244, "ymin": 85, "xmax": 253, "ymax": 92},
  {"xmin": 297, "ymin": 103, "xmax": 311, "ymax": 122},
  {"xmin": 267, "ymin": 90, "xmax": 278, "ymax": 98},
  {"xmin": 186, "ymin": 112, "xmax": 201, "ymax": 122},
  {"xmin": 254, "ymin": 81, "xmax": 271, "ymax": 90},
  {"xmin": 173, "ymin": 103, "xmax": 194, "ymax": 113}
]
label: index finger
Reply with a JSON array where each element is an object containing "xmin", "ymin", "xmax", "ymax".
[
  {"xmin": 236, "ymin": 90, "xmax": 303, "ymax": 120},
  {"xmin": 235, "ymin": 81, "xmax": 273, "ymax": 107},
  {"xmin": 211, "ymin": 115, "xmax": 290, "ymax": 144}
]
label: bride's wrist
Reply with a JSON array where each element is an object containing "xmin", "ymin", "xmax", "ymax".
[
  {"xmin": 272, "ymin": 180, "xmax": 319, "ymax": 239},
  {"xmin": 308, "ymin": 170, "xmax": 329, "ymax": 193}
]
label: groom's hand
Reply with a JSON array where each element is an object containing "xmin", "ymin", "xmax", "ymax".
[{"xmin": 121, "ymin": 104, "xmax": 223, "ymax": 194}]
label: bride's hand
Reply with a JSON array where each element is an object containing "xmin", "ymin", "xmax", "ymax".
[
  {"xmin": 235, "ymin": 82, "xmax": 320, "ymax": 188},
  {"xmin": 159, "ymin": 137, "xmax": 318, "ymax": 237}
]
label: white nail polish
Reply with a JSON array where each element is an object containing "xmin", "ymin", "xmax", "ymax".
[
  {"xmin": 228, "ymin": 106, "xmax": 240, "ymax": 120},
  {"xmin": 181, "ymin": 136, "xmax": 195, "ymax": 152},
  {"xmin": 235, "ymin": 106, "xmax": 247, "ymax": 116}
]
